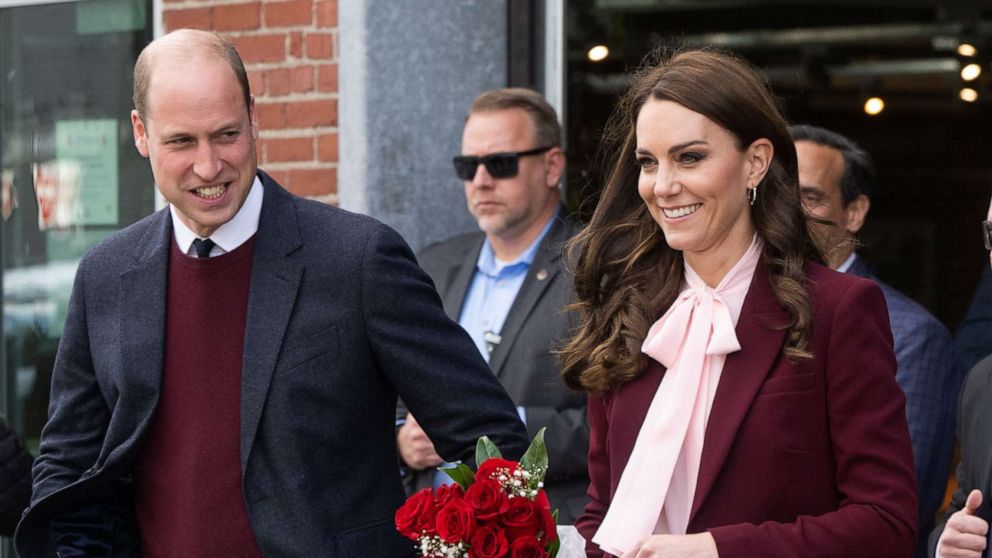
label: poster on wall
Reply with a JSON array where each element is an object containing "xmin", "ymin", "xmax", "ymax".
[
  {"xmin": 55, "ymin": 119, "xmax": 119, "ymax": 226},
  {"xmin": 32, "ymin": 160, "xmax": 81, "ymax": 230}
]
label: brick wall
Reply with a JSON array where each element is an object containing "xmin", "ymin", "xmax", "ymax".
[{"xmin": 162, "ymin": 0, "xmax": 339, "ymax": 204}]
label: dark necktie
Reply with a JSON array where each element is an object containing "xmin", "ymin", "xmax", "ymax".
[{"xmin": 192, "ymin": 238, "xmax": 215, "ymax": 258}]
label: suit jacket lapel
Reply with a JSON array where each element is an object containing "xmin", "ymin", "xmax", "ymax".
[
  {"xmin": 440, "ymin": 237, "xmax": 483, "ymax": 321},
  {"xmin": 120, "ymin": 209, "xmax": 171, "ymax": 413},
  {"xmin": 240, "ymin": 173, "xmax": 304, "ymax": 472},
  {"xmin": 488, "ymin": 216, "xmax": 570, "ymax": 377},
  {"xmin": 689, "ymin": 256, "xmax": 789, "ymax": 522}
]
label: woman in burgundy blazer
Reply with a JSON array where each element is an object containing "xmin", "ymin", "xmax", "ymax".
[{"xmin": 560, "ymin": 48, "xmax": 917, "ymax": 558}]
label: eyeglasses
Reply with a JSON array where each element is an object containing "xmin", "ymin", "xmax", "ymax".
[
  {"xmin": 983, "ymin": 220, "xmax": 992, "ymax": 251},
  {"xmin": 452, "ymin": 145, "xmax": 554, "ymax": 181}
]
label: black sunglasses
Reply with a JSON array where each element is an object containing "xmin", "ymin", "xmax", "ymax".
[
  {"xmin": 452, "ymin": 145, "xmax": 554, "ymax": 181},
  {"xmin": 984, "ymin": 220, "xmax": 992, "ymax": 251}
]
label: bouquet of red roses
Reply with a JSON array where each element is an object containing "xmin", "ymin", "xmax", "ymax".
[{"xmin": 395, "ymin": 428, "xmax": 560, "ymax": 558}]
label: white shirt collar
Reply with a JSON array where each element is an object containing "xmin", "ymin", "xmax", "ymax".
[
  {"xmin": 836, "ymin": 252, "xmax": 858, "ymax": 273},
  {"xmin": 170, "ymin": 175, "xmax": 263, "ymax": 256}
]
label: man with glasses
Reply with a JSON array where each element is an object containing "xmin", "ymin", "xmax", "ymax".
[
  {"xmin": 396, "ymin": 88, "xmax": 589, "ymax": 522},
  {"xmin": 929, "ymin": 199, "xmax": 992, "ymax": 558},
  {"xmin": 791, "ymin": 124, "xmax": 965, "ymax": 558}
]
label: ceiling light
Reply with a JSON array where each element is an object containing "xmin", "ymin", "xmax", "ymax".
[
  {"xmin": 960, "ymin": 87, "xmax": 979, "ymax": 102},
  {"xmin": 958, "ymin": 43, "xmax": 978, "ymax": 57},
  {"xmin": 587, "ymin": 45, "xmax": 609, "ymax": 62},
  {"xmin": 961, "ymin": 63, "xmax": 982, "ymax": 81},
  {"xmin": 864, "ymin": 97, "xmax": 885, "ymax": 116}
]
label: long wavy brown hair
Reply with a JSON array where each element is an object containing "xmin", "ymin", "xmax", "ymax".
[{"xmin": 560, "ymin": 47, "xmax": 823, "ymax": 395}]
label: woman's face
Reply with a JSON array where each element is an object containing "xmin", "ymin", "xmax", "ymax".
[{"xmin": 635, "ymin": 98, "xmax": 770, "ymax": 271}]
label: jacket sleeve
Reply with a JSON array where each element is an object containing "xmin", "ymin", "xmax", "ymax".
[
  {"xmin": 359, "ymin": 223, "xmax": 529, "ymax": 464},
  {"xmin": 708, "ymin": 279, "xmax": 918, "ymax": 558},
  {"xmin": 576, "ymin": 394, "xmax": 609, "ymax": 558}
]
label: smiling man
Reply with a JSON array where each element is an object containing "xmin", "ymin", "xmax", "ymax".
[
  {"xmin": 792, "ymin": 124, "xmax": 965, "ymax": 558},
  {"xmin": 15, "ymin": 29, "xmax": 528, "ymax": 557},
  {"xmin": 396, "ymin": 88, "xmax": 589, "ymax": 522}
]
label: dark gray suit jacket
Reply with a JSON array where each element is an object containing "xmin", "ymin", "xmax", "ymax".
[
  {"xmin": 16, "ymin": 171, "xmax": 528, "ymax": 557},
  {"xmin": 409, "ymin": 212, "xmax": 589, "ymax": 523},
  {"xmin": 929, "ymin": 354, "xmax": 992, "ymax": 557}
]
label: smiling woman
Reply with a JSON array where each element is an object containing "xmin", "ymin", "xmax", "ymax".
[{"xmin": 559, "ymin": 48, "xmax": 918, "ymax": 558}]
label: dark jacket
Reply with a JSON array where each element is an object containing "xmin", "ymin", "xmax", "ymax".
[{"xmin": 0, "ymin": 418, "xmax": 32, "ymax": 537}]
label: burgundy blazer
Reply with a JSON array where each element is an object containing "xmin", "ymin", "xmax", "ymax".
[{"xmin": 577, "ymin": 260, "xmax": 918, "ymax": 558}]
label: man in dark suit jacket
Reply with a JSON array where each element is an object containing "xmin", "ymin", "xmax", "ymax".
[
  {"xmin": 15, "ymin": 29, "xmax": 528, "ymax": 557},
  {"xmin": 792, "ymin": 124, "xmax": 966, "ymax": 557},
  {"xmin": 929, "ymin": 197, "xmax": 992, "ymax": 558},
  {"xmin": 396, "ymin": 88, "xmax": 588, "ymax": 522}
]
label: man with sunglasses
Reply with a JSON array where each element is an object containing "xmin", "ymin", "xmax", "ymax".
[
  {"xmin": 396, "ymin": 88, "xmax": 589, "ymax": 522},
  {"xmin": 930, "ymin": 198, "xmax": 992, "ymax": 558}
]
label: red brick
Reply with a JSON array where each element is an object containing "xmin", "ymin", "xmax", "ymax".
[
  {"xmin": 266, "ymin": 137, "xmax": 313, "ymax": 162},
  {"xmin": 305, "ymin": 33, "xmax": 334, "ymax": 60},
  {"xmin": 289, "ymin": 32, "xmax": 304, "ymax": 58},
  {"xmin": 233, "ymin": 34, "xmax": 285, "ymax": 64},
  {"xmin": 317, "ymin": 133, "xmax": 338, "ymax": 162},
  {"xmin": 265, "ymin": 68, "xmax": 292, "ymax": 96},
  {"xmin": 213, "ymin": 3, "xmax": 260, "ymax": 31},
  {"xmin": 256, "ymin": 102, "xmax": 287, "ymax": 129},
  {"xmin": 290, "ymin": 66, "xmax": 314, "ymax": 92},
  {"xmin": 264, "ymin": 169, "xmax": 291, "ymax": 186},
  {"xmin": 265, "ymin": 0, "xmax": 312, "ymax": 27},
  {"xmin": 163, "ymin": 7, "xmax": 211, "ymax": 31},
  {"xmin": 288, "ymin": 168, "xmax": 336, "ymax": 197},
  {"xmin": 317, "ymin": 63, "xmax": 338, "ymax": 92},
  {"xmin": 316, "ymin": 0, "xmax": 337, "ymax": 27},
  {"xmin": 286, "ymin": 99, "xmax": 336, "ymax": 127},
  {"xmin": 247, "ymin": 69, "xmax": 265, "ymax": 95}
]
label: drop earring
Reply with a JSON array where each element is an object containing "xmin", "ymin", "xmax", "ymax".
[{"xmin": 747, "ymin": 186, "xmax": 757, "ymax": 206}]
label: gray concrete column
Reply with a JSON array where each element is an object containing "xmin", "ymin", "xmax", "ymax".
[{"xmin": 340, "ymin": 0, "xmax": 507, "ymax": 252}]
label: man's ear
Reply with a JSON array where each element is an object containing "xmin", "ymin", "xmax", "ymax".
[
  {"xmin": 845, "ymin": 194, "xmax": 871, "ymax": 234},
  {"xmin": 131, "ymin": 110, "xmax": 150, "ymax": 158},
  {"xmin": 544, "ymin": 147, "xmax": 566, "ymax": 189},
  {"xmin": 248, "ymin": 96, "xmax": 260, "ymax": 140}
]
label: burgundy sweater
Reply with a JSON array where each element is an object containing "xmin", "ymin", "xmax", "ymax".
[{"xmin": 134, "ymin": 237, "xmax": 262, "ymax": 558}]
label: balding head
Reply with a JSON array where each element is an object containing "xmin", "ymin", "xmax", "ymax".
[{"xmin": 133, "ymin": 29, "xmax": 251, "ymax": 122}]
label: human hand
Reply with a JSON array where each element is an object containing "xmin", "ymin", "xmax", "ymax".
[
  {"xmin": 397, "ymin": 413, "xmax": 443, "ymax": 470},
  {"xmin": 619, "ymin": 532, "xmax": 718, "ymax": 558},
  {"xmin": 938, "ymin": 489, "xmax": 989, "ymax": 558}
]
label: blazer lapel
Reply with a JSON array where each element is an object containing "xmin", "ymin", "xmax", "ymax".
[
  {"xmin": 689, "ymin": 257, "xmax": 789, "ymax": 521},
  {"xmin": 240, "ymin": 174, "xmax": 304, "ymax": 472},
  {"xmin": 440, "ymin": 238, "xmax": 483, "ymax": 321},
  {"xmin": 120, "ymin": 209, "xmax": 171, "ymax": 414},
  {"xmin": 488, "ymin": 216, "xmax": 569, "ymax": 377}
]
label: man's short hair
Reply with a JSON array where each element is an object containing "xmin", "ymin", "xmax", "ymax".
[
  {"xmin": 469, "ymin": 88, "xmax": 562, "ymax": 149},
  {"xmin": 133, "ymin": 29, "xmax": 251, "ymax": 121},
  {"xmin": 790, "ymin": 124, "xmax": 874, "ymax": 205}
]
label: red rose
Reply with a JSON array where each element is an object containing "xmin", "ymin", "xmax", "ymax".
[
  {"xmin": 465, "ymin": 478, "xmax": 510, "ymax": 520},
  {"xmin": 434, "ymin": 483, "xmax": 464, "ymax": 509},
  {"xmin": 395, "ymin": 488, "xmax": 436, "ymax": 540},
  {"xmin": 469, "ymin": 523, "xmax": 509, "ymax": 558},
  {"xmin": 509, "ymin": 535, "xmax": 545, "ymax": 558},
  {"xmin": 534, "ymin": 490, "xmax": 557, "ymax": 545},
  {"xmin": 476, "ymin": 458, "xmax": 518, "ymax": 482},
  {"xmin": 502, "ymin": 496, "xmax": 541, "ymax": 540},
  {"xmin": 436, "ymin": 498, "xmax": 476, "ymax": 544}
]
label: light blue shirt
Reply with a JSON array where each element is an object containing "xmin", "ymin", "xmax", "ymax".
[{"xmin": 458, "ymin": 211, "xmax": 558, "ymax": 362}]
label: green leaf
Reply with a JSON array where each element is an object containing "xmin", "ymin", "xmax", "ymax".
[
  {"xmin": 439, "ymin": 463, "xmax": 475, "ymax": 490},
  {"xmin": 520, "ymin": 426, "xmax": 549, "ymax": 478},
  {"xmin": 475, "ymin": 436, "xmax": 503, "ymax": 468},
  {"xmin": 547, "ymin": 536, "xmax": 561, "ymax": 558}
]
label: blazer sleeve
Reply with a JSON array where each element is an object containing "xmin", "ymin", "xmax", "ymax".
[
  {"xmin": 709, "ymin": 279, "xmax": 918, "ymax": 558},
  {"xmin": 576, "ymin": 394, "xmax": 609, "ymax": 558},
  {"xmin": 358, "ymin": 223, "xmax": 529, "ymax": 464}
]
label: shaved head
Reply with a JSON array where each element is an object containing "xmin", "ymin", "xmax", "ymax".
[{"xmin": 133, "ymin": 29, "xmax": 251, "ymax": 122}]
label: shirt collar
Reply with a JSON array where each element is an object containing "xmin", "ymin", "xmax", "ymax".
[
  {"xmin": 170, "ymin": 175, "xmax": 263, "ymax": 254},
  {"xmin": 476, "ymin": 208, "xmax": 559, "ymax": 277},
  {"xmin": 836, "ymin": 252, "xmax": 857, "ymax": 273}
]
